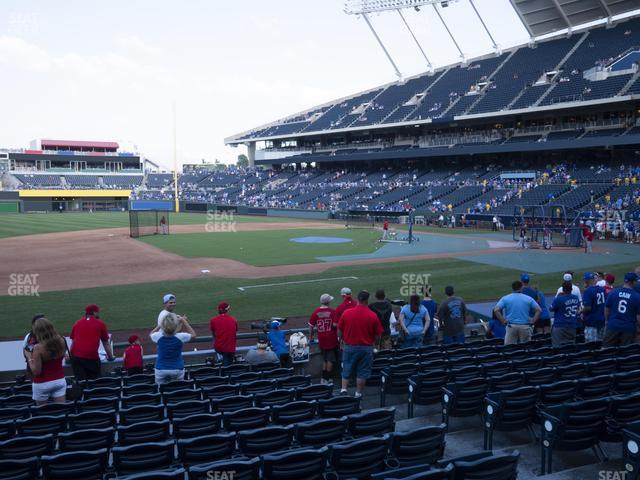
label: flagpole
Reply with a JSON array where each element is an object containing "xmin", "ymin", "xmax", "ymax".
[{"xmin": 173, "ymin": 101, "xmax": 179, "ymax": 213}]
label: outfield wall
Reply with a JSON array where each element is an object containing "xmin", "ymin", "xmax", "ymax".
[{"xmin": 182, "ymin": 201, "xmax": 330, "ymax": 220}]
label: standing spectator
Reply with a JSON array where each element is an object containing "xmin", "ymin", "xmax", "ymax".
[
  {"xmin": 338, "ymin": 290, "xmax": 383, "ymax": 398},
  {"xmin": 150, "ymin": 313, "xmax": 196, "ymax": 385},
  {"xmin": 604, "ymin": 273, "xmax": 615, "ymax": 295},
  {"xmin": 23, "ymin": 313, "xmax": 45, "ymax": 377},
  {"xmin": 583, "ymin": 272, "xmax": 606, "ymax": 342},
  {"xmin": 309, "ymin": 293, "xmax": 339, "ymax": 384},
  {"xmin": 123, "ymin": 335, "xmax": 144, "ymax": 375},
  {"xmin": 335, "ymin": 288, "xmax": 356, "ymax": 319},
  {"xmin": 382, "ymin": 219, "xmax": 389, "ymax": 240},
  {"xmin": 520, "ymin": 274, "xmax": 538, "ymax": 301},
  {"xmin": 369, "ymin": 289, "xmax": 393, "ymax": 350},
  {"xmin": 603, "ymin": 272, "xmax": 640, "ymax": 347},
  {"xmin": 550, "ymin": 281, "xmax": 581, "ymax": 347},
  {"xmin": 494, "ymin": 281, "xmax": 541, "ymax": 345},
  {"xmin": 158, "ymin": 294, "xmax": 180, "ymax": 328},
  {"xmin": 25, "ymin": 317, "xmax": 67, "ymax": 405},
  {"xmin": 160, "ymin": 215, "xmax": 168, "ymax": 235},
  {"xmin": 70, "ymin": 304, "xmax": 114, "ymax": 380},
  {"xmin": 635, "ymin": 266, "xmax": 640, "ymax": 295},
  {"xmin": 398, "ymin": 294, "xmax": 429, "ymax": 348},
  {"xmin": 210, "ymin": 302, "xmax": 238, "ymax": 366},
  {"xmin": 555, "ymin": 272, "xmax": 582, "ymax": 302},
  {"xmin": 582, "ymin": 223, "xmax": 594, "ymax": 253},
  {"xmin": 534, "ymin": 290, "xmax": 552, "ymax": 334},
  {"xmin": 245, "ymin": 335, "xmax": 279, "ymax": 365},
  {"xmin": 268, "ymin": 320, "xmax": 290, "ymax": 367},
  {"xmin": 421, "ymin": 286, "xmax": 437, "ymax": 345},
  {"xmin": 436, "ymin": 286, "xmax": 468, "ymax": 345},
  {"xmin": 517, "ymin": 223, "xmax": 527, "ymax": 249},
  {"xmin": 492, "ymin": 215, "xmax": 498, "ymax": 231}
]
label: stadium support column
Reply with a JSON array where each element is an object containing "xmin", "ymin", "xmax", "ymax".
[
  {"xmin": 362, "ymin": 13, "xmax": 403, "ymax": 80},
  {"xmin": 468, "ymin": 0, "xmax": 499, "ymax": 53},
  {"xmin": 246, "ymin": 142, "xmax": 256, "ymax": 167},
  {"xmin": 432, "ymin": 3, "xmax": 465, "ymax": 62},
  {"xmin": 397, "ymin": 9, "xmax": 432, "ymax": 72}
]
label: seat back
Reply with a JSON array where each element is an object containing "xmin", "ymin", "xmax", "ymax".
[
  {"xmin": 295, "ymin": 417, "xmax": 348, "ymax": 447},
  {"xmin": 240, "ymin": 379, "xmax": 276, "ymax": 396},
  {"xmin": 173, "ymin": 413, "xmax": 222, "ymax": 439},
  {"xmin": 329, "ymin": 435, "xmax": 391, "ymax": 478},
  {"xmin": 556, "ymin": 363, "xmax": 587, "ymax": 381},
  {"xmin": 255, "ymin": 389, "xmax": 295, "ymax": 407},
  {"xmin": 123, "ymin": 374, "xmax": 155, "ymax": 386},
  {"xmin": 177, "ymin": 432, "xmax": 236, "ymax": 467},
  {"xmin": 76, "ymin": 397, "xmax": 119, "ymax": 413},
  {"xmin": 195, "ymin": 375, "xmax": 228, "ymax": 389},
  {"xmin": 211, "ymin": 394, "xmax": 253, "ymax": 413},
  {"xmin": 347, "ymin": 407, "xmax": 396, "ymax": 437},
  {"xmin": 295, "ymin": 384, "xmax": 333, "ymax": 401},
  {"xmin": 117, "ymin": 420, "xmax": 171, "ymax": 446},
  {"xmin": 122, "ymin": 393, "xmax": 162, "ymax": 409},
  {"xmin": 262, "ymin": 447, "xmax": 328, "ymax": 480},
  {"xmin": 276, "ymin": 375, "xmax": 311, "ymax": 390},
  {"xmin": 68, "ymin": 410, "xmax": 116, "ymax": 430},
  {"xmin": 160, "ymin": 380, "xmax": 194, "ymax": 393},
  {"xmin": 167, "ymin": 399, "xmax": 211, "ymax": 420},
  {"xmin": 30, "ymin": 402, "xmax": 76, "ymax": 417},
  {"xmin": 15, "ymin": 414, "xmax": 67, "ymax": 436},
  {"xmin": 163, "ymin": 388, "xmax": 202, "ymax": 404},
  {"xmin": 222, "ymin": 407, "xmax": 270, "ymax": 431},
  {"xmin": 449, "ymin": 365, "xmax": 483, "ymax": 383},
  {"xmin": 453, "ymin": 449, "xmax": 520, "ymax": 480},
  {"xmin": 41, "ymin": 448, "xmax": 109, "ymax": 480},
  {"xmin": 317, "ymin": 396, "xmax": 361, "ymax": 417},
  {"xmin": 0, "ymin": 434, "xmax": 55, "ymax": 459},
  {"xmin": 444, "ymin": 378, "xmax": 488, "ymax": 417},
  {"xmin": 237, "ymin": 425, "xmax": 294, "ymax": 457},
  {"xmin": 604, "ymin": 392, "xmax": 640, "ymax": 441},
  {"xmin": 543, "ymin": 398, "xmax": 611, "ymax": 451},
  {"xmin": 119, "ymin": 405, "xmax": 165, "ymax": 425},
  {"xmin": 523, "ymin": 367, "xmax": 556, "ymax": 386},
  {"xmin": 390, "ymin": 424, "xmax": 446, "ymax": 466},
  {"xmin": 538, "ymin": 380, "xmax": 577, "ymax": 407},
  {"xmin": 488, "ymin": 372, "xmax": 523, "ymax": 392},
  {"xmin": 587, "ymin": 358, "xmax": 617, "ymax": 377},
  {"xmin": 382, "ymin": 363, "xmax": 419, "ymax": 393},
  {"xmin": 201, "ymin": 384, "xmax": 240, "ymax": 401},
  {"xmin": 482, "ymin": 361, "xmax": 511, "ymax": 378},
  {"xmin": 613, "ymin": 369, "xmax": 640, "ymax": 395},
  {"xmin": 486, "ymin": 386, "xmax": 538, "ymax": 429},
  {"xmin": 262, "ymin": 368, "xmax": 295, "ymax": 380},
  {"xmin": 617, "ymin": 354, "xmax": 640, "ymax": 372},
  {"xmin": 0, "ymin": 458, "xmax": 39, "ymax": 480},
  {"xmin": 117, "ymin": 467, "xmax": 186, "ymax": 480},
  {"xmin": 122, "ymin": 384, "xmax": 158, "ymax": 396},
  {"xmin": 410, "ymin": 371, "xmax": 450, "ymax": 405},
  {"xmin": 112, "ymin": 440, "xmax": 175, "ymax": 476},
  {"xmin": 82, "ymin": 386, "xmax": 120, "ymax": 400},
  {"xmin": 58, "ymin": 427, "xmax": 115, "ymax": 451},
  {"xmin": 272, "ymin": 401, "xmax": 316, "ymax": 424},
  {"xmin": 576, "ymin": 375, "xmax": 614, "ymax": 400}
]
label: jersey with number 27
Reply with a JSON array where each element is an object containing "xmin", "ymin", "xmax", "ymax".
[{"xmin": 605, "ymin": 287, "xmax": 640, "ymax": 332}]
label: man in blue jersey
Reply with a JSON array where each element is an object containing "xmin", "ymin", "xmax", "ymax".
[
  {"xmin": 635, "ymin": 266, "xmax": 640, "ymax": 296},
  {"xmin": 603, "ymin": 272, "xmax": 640, "ymax": 347},
  {"xmin": 520, "ymin": 274, "xmax": 538, "ymax": 301},
  {"xmin": 582, "ymin": 272, "xmax": 606, "ymax": 342},
  {"xmin": 550, "ymin": 281, "xmax": 581, "ymax": 347}
]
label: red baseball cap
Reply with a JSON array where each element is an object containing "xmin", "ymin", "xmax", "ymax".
[
  {"xmin": 128, "ymin": 335, "xmax": 139, "ymax": 344},
  {"xmin": 85, "ymin": 304, "xmax": 100, "ymax": 315},
  {"xmin": 605, "ymin": 273, "xmax": 615, "ymax": 284},
  {"xmin": 218, "ymin": 302, "xmax": 230, "ymax": 312}
]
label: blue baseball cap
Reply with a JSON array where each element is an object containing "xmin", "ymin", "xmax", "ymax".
[
  {"xmin": 520, "ymin": 274, "xmax": 530, "ymax": 283},
  {"xmin": 270, "ymin": 320, "xmax": 281, "ymax": 329},
  {"xmin": 583, "ymin": 272, "xmax": 595, "ymax": 280},
  {"xmin": 624, "ymin": 272, "xmax": 638, "ymax": 283}
]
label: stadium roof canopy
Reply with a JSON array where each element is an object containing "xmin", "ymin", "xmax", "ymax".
[
  {"xmin": 40, "ymin": 139, "xmax": 119, "ymax": 149},
  {"xmin": 509, "ymin": 0, "xmax": 640, "ymax": 37}
]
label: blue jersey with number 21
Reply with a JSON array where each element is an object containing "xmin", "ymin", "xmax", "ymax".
[
  {"xmin": 582, "ymin": 285, "xmax": 606, "ymax": 328},
  {"xmin": 605, "ymin": 287, "xmax": 640, "ymax": 333}
]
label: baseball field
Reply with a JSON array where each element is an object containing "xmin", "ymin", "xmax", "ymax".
[{"xmin": 0, "ymin": 211, "xmax": 638, "ymax": 339}]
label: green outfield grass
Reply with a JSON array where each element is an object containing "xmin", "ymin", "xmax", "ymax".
[
  {"xmin": 2, "ymin": 258, "xmax": 637, "ymax": 338},
  {"xmin": 0, "ymin": 212, "xmax": 301, "ymax": 239},
  {"xmin": 140, "ymin": 228, "xmax": 382, "ymax": 266}
]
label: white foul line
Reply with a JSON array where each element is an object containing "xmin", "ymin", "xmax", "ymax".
[{"xmin": 237, "ymin": 276, "xmax": 359, "ymax": 291}]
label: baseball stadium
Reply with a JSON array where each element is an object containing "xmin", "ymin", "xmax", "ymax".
[{"xmin": 2, "ymin": 1, "xmax": 640, "ymax": 479}]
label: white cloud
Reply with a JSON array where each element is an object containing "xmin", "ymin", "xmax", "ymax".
[
  {"xmin": 0, "ymin": 35, "xmax": 50, "ymax": 71},
  {"xmin": 117, "ymin": 35, "xmax": 161, "ymax": 56}
]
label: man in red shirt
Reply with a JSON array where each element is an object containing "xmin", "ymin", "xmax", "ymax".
[
  {"xmin": 309, "ymin": 293, "xmax": 339, "ymax": 384},
  {"xmin": 335, "ymin": 287, "xmax": 356, "ymax": 319},
  {"xmin": 338, "ymin": 290, "xmax": 383, "ymax": 398},
  {"xmin": 382, "ymin": 220, "xmax": 389, "ymax": 240},
  {"xmin": 70, "ymin": 304, "xmax": 114, "ymax": 380},
  {"xmin": 210, "ymin": 302, "xmax": 238, "ymax": 366},
  {"xmin": 582, "ymin": 224, "xmax": 594, "ymax": 253}
]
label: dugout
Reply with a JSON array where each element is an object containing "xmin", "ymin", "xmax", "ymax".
[{"xmin": 18, "ymin": 190, "xmax": 130, "ymax": 212}]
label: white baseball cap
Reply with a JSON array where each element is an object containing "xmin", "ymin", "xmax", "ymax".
[
  {"xmin": 320, "ymin": 294, "xmax": 334, "ymax": 304},
  {"xmin": 340, "ymin": 287, "xmax": 352, "ymax": 296},
  {"xmin": 563, "ymin": 273, "xmax": 573, "ymax": 282}
]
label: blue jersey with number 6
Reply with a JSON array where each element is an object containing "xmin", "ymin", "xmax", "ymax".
[
  {"xmin": 605, "ymin": 287, "xmax": 640, "ymax": 332},
  {"xmin": 582, "ymin": 285, "xmax": 606, "ymax": 328},
  {"xmin": 551, "ymin": 294, "xmax": 580, "ymax": 328}
]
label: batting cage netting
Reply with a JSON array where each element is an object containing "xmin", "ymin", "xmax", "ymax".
[{"xmin": 129, "ymin": 210, "xmax": 170, "ymax": 238}]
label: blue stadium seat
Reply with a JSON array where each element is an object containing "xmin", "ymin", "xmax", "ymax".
[
  {"xmin": 389, "ymin": 424, "xmax": 447, "ymax": 466},
  {"xmin": 317, "ymin": 396, "xmax": 361, "ymax": 418},
  {"xmin": 40, "ymin": 448, "xmax": 109, "ymax": 480},
  {"xmin": 262, "ymin": 447, "xmax": 329, "ymax": 480},
  {"xmin": 254, "ymin": 388, "xmax": 295, "ymax": 407},
  {"xmin": 295, "ymin": 417, "xmax": 349, "ymax": 447},
  {"xmin": 0, "ymin": 457, "xmax": 39, "ymax": 480},
  {"xmin": 187, "ymin": 457, "xmax": 260, "ymax": 480},
  {"xmin": 237, "ymin": 424, "xmax": 295, "ymax": 456},
  {"xmin": 272, "ymin": 400, "xmax": 316, "ymax": 424},
  {"xmin": 117, "ymin": 419, "xmax": 171, "ymax": 446},
  {"xmin": 0, "ymin": 433, "xmax": 55, "ymax": 459},
  {"xmin": 58, "ymin": 427, "xmax": 115, "ymax": 451},
  {"xmin": 222, "ymin": 406, "xmax": 270, "ymax": 431},
  {"xmin": 173, "ymin": 413, "xmax": 222, "ymax": 439},
  {"xmin": 347, "ymin": 407, "xmax": 396, "ymax": 437},
  {"xmin": 329, "ymin": 435, "xmax": 391, "ymax": 479},
  {"xmin": 112, "ymin": 440, "xmax": 175, "ymax": 476},
  {"xmin": 177, "ymin": 432, "xmax": 236, "ymax": 468}
]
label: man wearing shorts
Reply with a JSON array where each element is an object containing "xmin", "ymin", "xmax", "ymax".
[
  {"xmin": 309, "ymin": 293, "xmax": 339, "ymax": 384},
  {"xmin": 338, "ymin": 290, "xmax": 382, "ymax": 398},
  {"xmin": 70, "ymin": 304, "xmax": 114, "ymax": 380},
  {"xmin": 494, "ymin": 281, "xmax": 541, "ymax": 345}
]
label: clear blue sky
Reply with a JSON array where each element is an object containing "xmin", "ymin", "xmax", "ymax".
[{"xmin": 0, "ymin": 0, "xmax": 530, "ymax": 168}]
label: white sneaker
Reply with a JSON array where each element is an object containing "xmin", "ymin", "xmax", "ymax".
[
  {"xmin": 320, "ymin": 378, "xmax": 327, "ymax": 385},
  {"xmin": 354, "ymin": 392, "xmax": 363, "ymax": 399}
]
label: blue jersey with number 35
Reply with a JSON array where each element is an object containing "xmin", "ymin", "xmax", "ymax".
[
  {"xmin": 605, "ymin": 287, "xmax": 640, "ymax": 332},
  {"xmin": 551, "ymin": 294, "xmax": 580, "ymax": 328}
]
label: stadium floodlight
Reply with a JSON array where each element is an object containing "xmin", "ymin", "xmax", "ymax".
[{"xmin": 344, "ymin": 0, "xmax": 458, "ymax": 15}]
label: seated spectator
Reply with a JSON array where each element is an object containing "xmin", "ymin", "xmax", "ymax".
[
  {"xmin": 123, "ymin": 335, "xmax": 144, "ymax": 376},
  {"xmin": 210, "ymin": 302, "xmax": 238, "ymax": 366},
  {"xmin": 483, "ymin": 311, "xmax": 506, "ymax": 340},
  {"xmin": 268, "ymin": 320, "xmax": 290, "ymax": 367},
  {"xmin": 25, "ymin": 317, "xmax": 67, "ymax": 405},
  {"xmin": 245, "ymin": 335, "xmax": 279, "ymax": 365},
  {"xmin": 150, "ymin": 313, "xmax": 196, "ymax": 385}
]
